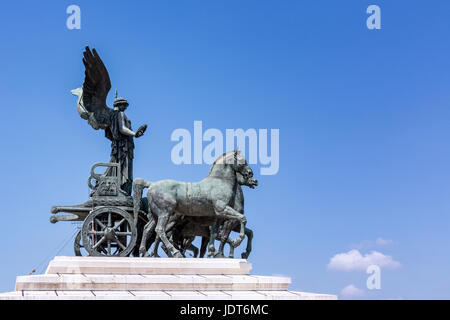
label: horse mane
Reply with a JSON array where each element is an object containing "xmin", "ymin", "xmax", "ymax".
[{"xmin": 208, "ymin": 150, "xmax": 238, "ymax": 176}]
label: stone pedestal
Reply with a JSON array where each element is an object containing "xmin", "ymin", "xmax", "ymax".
[{"xmin": 0, "ymin": 256, "xmax": 337, "ymax": 300}]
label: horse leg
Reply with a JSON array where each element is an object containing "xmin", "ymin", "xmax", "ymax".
[
  {"xmin": 145, "ymin": 231, "xmax": 155, "ymax": 252},
  {"xmin": 139, "ymin": 219, "xmax": 156, "ymax": 256},
  {"xmin": 226, "ymin": 237, "xmax": 235, "ymax": 258},
  {"xmin": 213, "ymin": 202, "xmax": 247, "ymax": 248},
  {"xmin": 162, "ymin": 244, "xmax": 173, "ymax": 257},
  {"xmin": 207, "ymin": 222, "xmax": 218, "ymax": 257},
  {"xmin": 150, "ymin": 236, "xmax": 161, "ymax": 257},
  {"xmin": 133, "ymin": 219, "xmax": 144, "ymax": 257},
  {"xmin": 150, "ymin": 236, "xmax": 172, "ymax": 257},
  {"xmin": 189, "ymin": 243, "xmax": 199, "ymax": 258},
  {"xmin": 154, "ymin": 206, "xmax": 182, "ymax": 258},
  {"xmin": 183, "ymin": 237, "xmax": 196, "ymax": 257},
  {"xmin": 143, "ymin": 233, "xmax": 156, "ymax": 257},
  {"xmin": 216, "ymin": 222, "xmax": 233, "ymax": 258},
  {"xmin": 200, "ymin": 236, "xmax": 208, "ymax": 258},
  {"xmin": 241, "ymin": 227, "xmax": 253, "ymax": 259}
]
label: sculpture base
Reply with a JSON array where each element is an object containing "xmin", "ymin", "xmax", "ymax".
[{"xmin": 0, "ymin": 256, "xmax": 337, "ymax": 300}]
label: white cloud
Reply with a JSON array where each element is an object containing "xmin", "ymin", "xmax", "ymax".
[
  {"xmin": 375, "ymin": 237, "xmax": 393, "ymax": 246},
  {"xmin": 341, "ymin": 284, "xmax": 365, "ymax": 297},
  {"xmin": 327, "ymin": 249, "xmax": 401, "ymax": 272}
]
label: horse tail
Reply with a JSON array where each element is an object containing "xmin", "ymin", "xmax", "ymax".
[{"xmin": 133, "ymin": 178, "xmax": 151, "ymax": 222}]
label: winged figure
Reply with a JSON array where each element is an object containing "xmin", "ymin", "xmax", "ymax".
[{"xmin": 71, "ymin": 46, "xmax": 147, "ymax": 195}]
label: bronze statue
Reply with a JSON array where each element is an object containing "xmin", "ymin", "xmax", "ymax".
[
  {"xmin": 133, "ymin": 150, "xmax": 258, "ymax": 258},
  {"xmin": 50, "ymin": 47, "xmax": 258, "ymax": 259},
  {"xmin": 71, "ymin": 46, "xmax": 147, "ymax": 195}
]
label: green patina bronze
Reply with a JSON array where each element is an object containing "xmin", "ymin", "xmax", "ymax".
[{"xmin": 50, "ymin": 47, "xmax": 258, "ymax": 259}]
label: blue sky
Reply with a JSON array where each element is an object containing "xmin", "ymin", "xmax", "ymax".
[{"xmin": 0, "ymin": 0, "xmax": 450, "ymax": 299}]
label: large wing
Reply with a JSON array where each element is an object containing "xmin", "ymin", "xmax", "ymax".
[{"xmin": 81, "ymin": 46, "xmax": 112, "ymax": 128}]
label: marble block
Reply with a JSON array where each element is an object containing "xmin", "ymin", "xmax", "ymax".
[
  {"xmin": 45, "ymin": 256, "xmax": 252, "ymax": 275},
  {"xmin": 0, "ymin": 256, "xmax": 338, "ymax": 300},
  {"xmin": 15, "ymin": 274, "xmax": 291, "ymax": 291}
]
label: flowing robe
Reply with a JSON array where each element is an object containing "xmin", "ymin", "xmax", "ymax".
[{"xmin": 105, "ymin": 110, "xmax": 134, "ymax": 195}]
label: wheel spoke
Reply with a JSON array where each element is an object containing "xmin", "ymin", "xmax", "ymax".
[
  {"xmin": 113, "ymin": 219, "xmax": 126, "ymax": 230},
  {"xmin": 116, "ymin": 239, "xmax": 127, "ymax": 250},
  {"xmin": 107, "ymin": 240, "xmax": 111, "ymax": 255},
  {"xmin": 115, "ymin": 232, "xmax": 132, "ymax": 236},
  {"xmin": 95, "ymin": 219, "xmax": 107, "ymax": 230},
  {"xmin": 108, "ymin": 213, "xmax": 112, "ymax": 228},
  {"xmin": 88, "ymin": 231, "xmax": 105, "ymax": 236},
  {"xmin": 93, "ymin": 236, "xmax": 106, "ymax": 250}
]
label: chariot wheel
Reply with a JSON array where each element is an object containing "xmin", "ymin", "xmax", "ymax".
[
  {"xmin": 74, "ymin": 231, "xmax": 85, "ymax": 256},
  {"xmin": 81, "ymin": 207, "xmax": 137, "ymax": 257}
]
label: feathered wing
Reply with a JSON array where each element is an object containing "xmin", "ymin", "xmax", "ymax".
[{"xmin": 81, "ymin": 46, "xmax": 112, "ymax": 129}]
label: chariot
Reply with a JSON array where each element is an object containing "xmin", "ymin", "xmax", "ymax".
[
  {"xmin": 49, "ymin": 47, "xmax": 256, "ymax": 260},
  {"xmin": 50, "ymin": 162, "xmax": 147, "ymax": 257}
]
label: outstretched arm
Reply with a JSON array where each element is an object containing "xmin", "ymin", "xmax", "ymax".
[
  {"xmin": 118, "ymin": 112, "xmax": 147, "ymax": 138},
  {"xmin": 119, "ymin": 112, "xmax": 136, "ymax": 137}
]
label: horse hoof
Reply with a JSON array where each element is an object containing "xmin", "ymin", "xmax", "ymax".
[
  {"xmin": 241, "ymin": 252, "xmax": 249, "ymax": 259},
  {"xmin": 214, "ymin": 252, "xmax": 225, "ymax": 258},
  {"xmin": 174, "ymin": 251, "xmax": 184, "ymax": 258}
]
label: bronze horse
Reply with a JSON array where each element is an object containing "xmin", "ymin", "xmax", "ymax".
[{"xmin": 133, "ymin": 150, "xmax": 258, "ymax": 258}]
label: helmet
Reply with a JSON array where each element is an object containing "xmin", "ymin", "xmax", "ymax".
[
  {"xmin": 113, "ymin": 89, "xmax": 129, "ymax": 107},
  {"xmin": 113, "ymin": 97, "xmax": 129, "ymax": 107}
]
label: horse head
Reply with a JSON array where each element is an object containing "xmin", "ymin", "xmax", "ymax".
[
  {"xmin": 236, "ymin": 170, "xmax": 258, "ymax": 189},
  {"xmin": 211, "ymin": 150, "xmax": 258, "ymax": 188}
]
